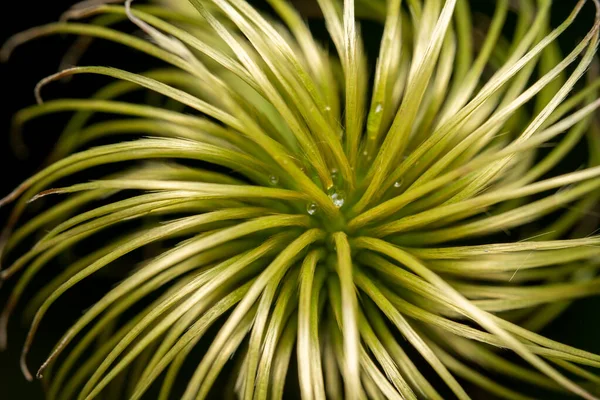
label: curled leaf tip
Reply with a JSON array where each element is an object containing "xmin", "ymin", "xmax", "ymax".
[{"xmin": 20, "ymin": 353, "xmax": 33, "ymax": 382}]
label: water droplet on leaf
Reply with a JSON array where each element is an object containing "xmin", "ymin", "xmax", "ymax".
[
  {"xmin": 331, "ymin": 168, "xmax": 339, "ymax": 180},
  {"xmin": 328, "ymin": 188, "xmax": 345, "ymax": 209},
  {"xmin": 307, "ymin": 202, "xmax": 318, "ymax": 215},
  {"xmin": 394, "ymin": 179, "xmax": 403, "ymax": 188},
  {"xmin": 269, "ymin": 175, "xmax": 279, "ymax": 185}
]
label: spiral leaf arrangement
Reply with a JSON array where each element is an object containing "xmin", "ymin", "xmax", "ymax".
[{"xmin": 1, "ymin": 0, "xmax": 600, "ymax": 398}]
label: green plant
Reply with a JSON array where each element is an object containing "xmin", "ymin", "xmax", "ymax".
[{"xmin": 1, "ymin": 0, "xmax": 600, "ymax": 398}]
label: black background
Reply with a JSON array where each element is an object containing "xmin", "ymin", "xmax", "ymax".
[{"xmin": 1, "ymin": 1, "xmax": 599, "ymax": 399}]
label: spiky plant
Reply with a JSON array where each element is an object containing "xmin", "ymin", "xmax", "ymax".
[{"xmin": 1, "ymin": 0, "xmax": 600, "ymax": 398}]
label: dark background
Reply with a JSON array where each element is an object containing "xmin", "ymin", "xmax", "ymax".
[{"xmin": 1, "ymin": 0, "xmax": 599, "ymax": 399}]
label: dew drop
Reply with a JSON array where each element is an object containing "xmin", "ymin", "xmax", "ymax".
[
  {"xmin": 362, "ymin": 150, "xmax": 369, "ymax": 156},
  {"xmin": 328, "ymin": 189, "xmax": 345, "ymax": 209},
  {"xmin": 393, "ymin": 179, "xmax": 403, "ymax": 188},
  {"xmin": 325, "ymin": 106, "xmax": 332, "ymax": 112},
  {"xmin": 331, "ymin": 168, "xmax": 339, "ymax": 180},
  {"xmin": 374, "ymin": 103, "xmax": 383, "ymax": 113},
  {"xmin": 269, "ymin": 175, "xmax": 279, "ymax": 185},
  {"xmin": 307, "ymin": 202, "xmax": 318, "ymax": 215}
]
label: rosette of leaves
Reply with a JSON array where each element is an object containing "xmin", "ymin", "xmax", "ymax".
[{"xmin": 1, "ymin": 0, "xmax": 600, "ymax": 399}]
